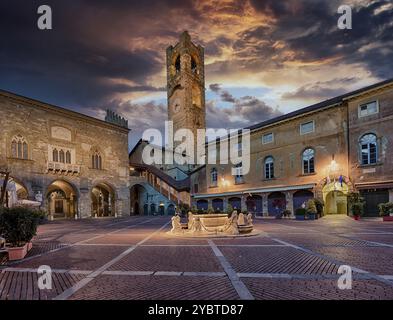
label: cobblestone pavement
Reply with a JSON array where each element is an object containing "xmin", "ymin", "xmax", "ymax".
[{"xmin": 1, "ymin": 215, "xmax": 393, "ymax": 300}]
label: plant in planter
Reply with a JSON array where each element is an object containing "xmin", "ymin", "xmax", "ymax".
[
  {"xmin": 0, "ymin": 207, "xmax": 39, "ymax": 260},
  {"xmin": 282, "ymin": 209, "xmax": 292, "ymax": 218},
  {"xmin": 378, "ymin": 202, "xmax": 393, "ymax": 221},
  {"xmin": 32, "ymin": 209, "xmax": 48, "ymax": 224},
  {"xmin": 347, "ymin": 192, "xmax": 365, "ymax": 220},
  {"xmin": 226, "ymin": 204, "xmax": 234, "ymax": 217},
  {"xmin": 306, "ymin": 199, "xmax": 318, "ymax": 220},
  {"xmin": 295, "ymin": 208, "xmax": 306, "ymax": 220},
  {"xmin": 313, "ymin": 198, "xmax": 325, "ymax": 218},
  {"xmin": 179, "ymin": 203, "xmax": 190, "ymax": 217}
]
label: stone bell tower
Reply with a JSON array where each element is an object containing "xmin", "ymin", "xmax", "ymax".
[{"xmin": 166, "ymin": 31, "xmax": 206, "ymax": 153}]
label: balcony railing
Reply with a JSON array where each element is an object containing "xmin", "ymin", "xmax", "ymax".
[{"xmin": 47, "ymin": 162, "xmax": 80, "ymax": 174}]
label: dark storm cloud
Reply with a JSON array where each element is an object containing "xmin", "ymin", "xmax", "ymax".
[
  {"xmin": 0, "ymin": 0, "xmax": 190, "ymax": 106},
  {"xmin": 1, "ymin": 0, "xmax": 392, "ymax": 149},
  {"xmin": 209, "ymin": 84, "xmax": 222, "ymax": 93},
  {"xmin": 246, "ymin": 0, "xmax": 393, "ymax": 78}
]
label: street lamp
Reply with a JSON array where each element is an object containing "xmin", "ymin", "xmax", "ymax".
[{"xmin": 327, "ymin": 154, "xmax": 343, "ymax": 191}]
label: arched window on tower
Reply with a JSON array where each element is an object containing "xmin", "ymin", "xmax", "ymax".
[
  {"xmin": 191, "ymin": 57, "xmax": 197, "ymax": 74},
  {"xmin": 11, "ymin": 135, "xmax": 28, "ymax": 159},
  {"xmin": 175, "ymin": 55, "xmax": 181, "ymax": 73},
  {"xmin": 360, "ymin": 133, "xmax": 378, "ymax": 165}
]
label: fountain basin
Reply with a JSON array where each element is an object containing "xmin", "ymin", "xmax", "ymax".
[{"xmin": 196, "ymin": 214, "xmax": 229, "ymax": 229}]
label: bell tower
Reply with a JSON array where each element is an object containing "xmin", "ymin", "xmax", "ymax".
[{"xmin": 166, "ymin": 31, "xmax": 206, "ymax": 150}]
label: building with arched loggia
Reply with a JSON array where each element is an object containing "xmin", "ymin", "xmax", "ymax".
[{"xmin": 0, "ymin": 90, "xmax": 130, "ymax": 219}]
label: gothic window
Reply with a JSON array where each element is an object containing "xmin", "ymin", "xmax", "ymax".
[
  {"xmin": 360, "ymin": 133, "xmax": 377, "ymax": 165},
  {"xmin": 53, "ymin": 149, "xmax": 59, "ymax": 162},
  {"xmin": 265, "ymin": 156, "xmax": 274, "ymax": 180},
  {"xmin": 59, "ymin": 150, "xmax": 65, "ymax": 163},
  {"xmin": 11, "ymin": 135, "xmax": 28, "ymax": 159},
  {"xmin": 92, "ymin": 151, "xmax": 102, "ymax": 170},
  {"xmin": 66, "ymin": 151, "xmax": 71, "ymax": 164},
  {"xmin": 210, "ymin": 168, "xmax": 218, "ymax": 187},
  {"xmin": 302, "ymin": 148, "xmax": 315, "ymax": 174}
]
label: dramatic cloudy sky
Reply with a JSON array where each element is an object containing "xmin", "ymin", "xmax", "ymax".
[{"xmin": 1, "ymin": 0, "xmax": 392, "ymax": 148}]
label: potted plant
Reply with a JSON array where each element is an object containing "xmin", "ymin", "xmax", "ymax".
[
  {"xmin": 313, "ymin": 198, "xmax": 325, "ymax": 218},
  {"xmin": 295, "ymin": 208, "xmax": 306, "ymax": 220},
  {"xmin": 0, "ymin": 207, "xmax": 39, "ymax": 261},
  {"xmin": 282, "ymin": 209, "xmax": 292, "ymax": 218},
  {"xmin": 226, "ymin": 204, "xmax": 234, "ymax": 217},
  {"xmin": 347, "ymin": 192, "xmax": 365, "ymax": 220},
  {"xmin": 306, "ymin": 199, "xmax": 318, "ymax": 220},
  {"xmin": 378, "ymin": 202, "xmax": 393, "ymax": 222}
]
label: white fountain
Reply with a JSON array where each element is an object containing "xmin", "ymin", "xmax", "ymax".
[{"xmin": 168, "ymin": 211, "xmax": 260, "ymax": 238}]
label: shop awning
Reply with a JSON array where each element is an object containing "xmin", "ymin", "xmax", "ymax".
[{"xmin": 355, "ymin": 181, "xmax": 393, "ymax": 190}]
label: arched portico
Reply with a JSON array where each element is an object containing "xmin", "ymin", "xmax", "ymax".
[
  {"xmin": 46, "ymin": 179, "xmax": 78, "ymax": 219},
  {"xmin": 130, "ymin": 184, "xmax": 148, "ymax": 215},
  {"xmin": 91, "ymin": 182, "xmax": 116, "ymax": 217},
  {"xmin": 322, "ymin": 181, "xmax": 349, "ymax": 215}
]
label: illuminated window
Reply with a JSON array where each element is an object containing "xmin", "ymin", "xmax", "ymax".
[
  {"xmin": 360, "ymin": 133, "xmax": 377, "ymax": 165},
  {"xmin": 234, "ymin": 162, "xmax": 243, "ymax": 184},
  {"xmin": 265, "ymin": 156, "xmax": 274, "ymax": 180},
  {"xmin": 211, "ymin": 168, "xmax": 218, "ymax": 187},
  {"xmin": 302, "ymin": 148, "xmax": 315, "ymax": 174}
]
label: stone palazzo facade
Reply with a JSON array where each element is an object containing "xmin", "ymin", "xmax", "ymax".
[
  {"xmin": 0, "ymin": 91, "xmax": 130, "ymax": 218},
  {"xmin": 191, "ymin": 79, "xmax": 393, "ymax": 217}
]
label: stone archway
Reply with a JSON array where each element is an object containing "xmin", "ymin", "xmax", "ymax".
[
  {"xmin": 246, "ymin": 195, "xmax": 262, "ymax": 215},
  {"xmin": 91, "ymin": 183, "xmax": 116, "ymax": 217},
  {"xmin": 46, "ymin": 180, "xmax": 78, "ymax": 219},
  {"xmin": 228, "ymin": 197, "xmax": 241, "ymax": 211},
  {"xmin": 322, "ymin": 181, "xmax": 349, "ymax": 215},
  {"xmin": 293, "ymin": 190, "xmax": 314, "ymax": 211},
  {"xmin": 130, "ymin": 184, "xmax": 148, "ymax": 216},
  {"xmin": 212, "ymin": 198, "xmax": 224, "ymax": 212},
  {"xmin": 268, "ymin": 192, "xmax": 286, "ymax": 216}
]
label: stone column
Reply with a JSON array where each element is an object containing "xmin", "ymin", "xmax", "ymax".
[
  {"xmin": 241, "ymin": 195, "xmax": 247, "ymax": 212},
  {"xmin": 389, "ymin": 189, "xmax": 393, "ymax": 202},
  {"xmin": 79, "ymin": 189, "xmax": 91, "ymax": 219},
  {"xmin": 208, "ymin": 198, "xmax": 212, "ymax": 210},
  {"xmin": 286, "ymin": 191, "xmax": 294, "ymax": 217},
  {"xmin": 223, "ymin": 197, "xmax": 228, "ymax": 212},
  {"xmin": 262, "ymin": 193, "xmax": 268, "ymax": 216}
]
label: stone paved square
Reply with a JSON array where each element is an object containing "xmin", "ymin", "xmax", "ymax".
[{"xmin": 1, "ymin": 215, "xmax": 393, "ymax": 300}]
